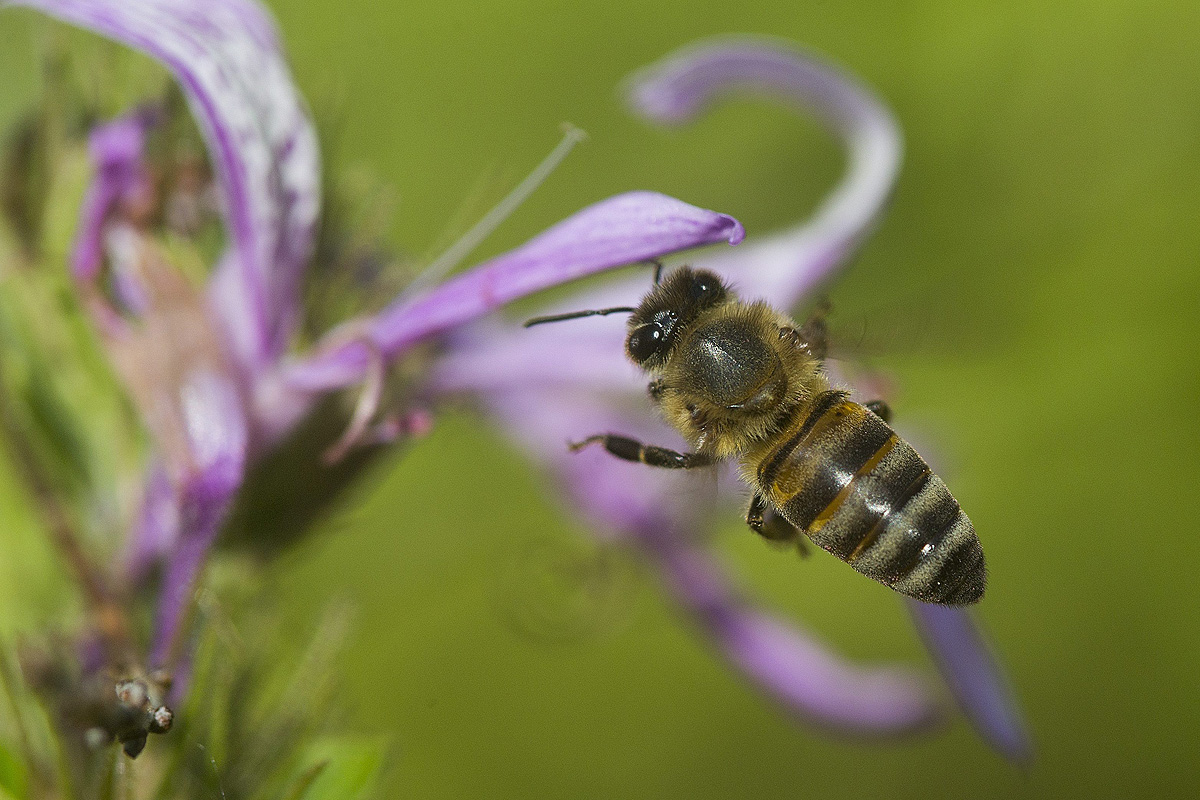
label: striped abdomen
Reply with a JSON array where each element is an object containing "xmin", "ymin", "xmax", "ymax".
[{"xmin": 753, "ymin": 390, "xmax": 985, "ymax": 605}]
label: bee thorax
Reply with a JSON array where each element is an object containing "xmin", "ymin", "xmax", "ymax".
[{"xmin": 676, "ymin": 317, "xmax": 783, "ymax": 409}]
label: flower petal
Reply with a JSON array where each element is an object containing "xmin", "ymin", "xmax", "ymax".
[
  {"xmin": 71, "ymin": 110, "xmax": 157, "ymax": 284},
  {"xmin": 430, "ymin": 318, "xmax": 637, "ymax": 398},
  {"xmin": 124, "ymin": 464, "xmax": 178, "ymax": 582},
  {"xmin": 10, "ymin": 0, "xmax": 321, "ymax": 366},
  {"xmin": 668, "ymin": 544, "xmax": 944, "ymax": 735},
  {"xmin": 149, "ymin": 368, "xmax": 247, "ymax": 670},
  {"xmin": 642, "ymin": 520, "xmax": 943, "ymax": 734},
  {"xmin": 705, "ymin": 606, "xmax": 941, "ymax": 734},
  {"xmin": 124, "ymin": 369, "xmax": 248, "ymax": 689},
  {"xmin": 480, "ymin": 387, "xmax": 706, "ymax": 538},
  {"xmin": 285, "ymin": 191, "xmax": 744, "ymax": 391},
  {"xmin": 628, "ymin": 36, "xmax": 902, "ymax": 308},
  {"xmin": 907, "ymin": 601, "xmax": 1034, "ymax": 763}
]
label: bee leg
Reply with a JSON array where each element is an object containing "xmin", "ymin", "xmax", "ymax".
[
  {"xmin": 569, "ymin": 434, "xmax": 713, "ymax": 469},
  {"xmin": 792, "ymin": 528, "xmax": 812, "ymax": 559},
  {"xmin": 747, "ymin": 494, "xmax": 811, "ymax": 556},
  {"xmin": 746, "ymin": 493, "xmax": 783, "ymax": 538},
  {"xmin": 791, "ymin": 299, "xmax": 832, "ymax": 361},
  {"xmin": 865, "ymin": 400, "xmax": 892, "ymax": 423}
]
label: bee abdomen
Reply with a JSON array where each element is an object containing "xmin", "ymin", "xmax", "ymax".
[{"xmin": 756, "ymin": 392, "xmax": 985, "ymax": 605}]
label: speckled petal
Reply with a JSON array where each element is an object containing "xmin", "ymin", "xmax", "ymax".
[
  {"xmin": 285, "ymin": 191, "xmax": 744, "ymax": 391},
  {"xmin": 628, "ymin": 36, "xmax": 902, "ymax": 308},
  {"xmin": 908, "ymin": 601, "xmax": 1034, "ymax": 763},
  {"xmin": 8, "ymin": 0, "xmax": 321, "ymax": 367}
]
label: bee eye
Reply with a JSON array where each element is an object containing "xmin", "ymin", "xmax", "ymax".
[
  {"xmin": 628, "ymin": 324, "xmax": 664, "ymax": 362},
  {"xmin": 688, "ymin": 274, "xmax": 722, "ymax": 301}
]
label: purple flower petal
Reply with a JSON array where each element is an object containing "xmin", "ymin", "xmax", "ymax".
[
  {"xmin": 149, "ymin": 369, "xmax": 247, "ymax": 670},
  {"xmin": 124, "ymin": 464, "xmax": 179, "ymax": 583},
  {"xmin": 430, "ymin": 318, "xmax": 637, "ymax": 397},
  {"xmin": 643, "ymin": 519, "xmax": 943, "ymax": 733},
  {"xmin": 284, "ymin": 191, "xmax": 744, "ymax": 391},
  {"xmin": 90, "ymin": 230, "xmax": 252, "ymax": 653},
  {"xmin": 480, "ymin": 387, "xmax": 706, "ymax": 538},
  {"xmin": 908, "ymin": 601, "xmax": 1034, "ymax": 763},
  {"xmin": 707, "ymin": 606, "xmax": 941, "ymax": 734},
  {"xmin": 660, "ymin": 537, "xmax": 944, "ymax": 735},
  {"xmin": 11, "ymin": 0, "xmax": 321, "ymax": 368},
  {"xmin": 628, "ymin": 36, "xmax": 902, "ymax": 308},
  {"xmin": 71, "ymin": 110, "xmax": 157, "ymax": 285}
]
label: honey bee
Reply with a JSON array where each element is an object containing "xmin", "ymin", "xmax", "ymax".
[{"xmin": 525, "ymin": 265, "xmax": 985, "ymax": 605}]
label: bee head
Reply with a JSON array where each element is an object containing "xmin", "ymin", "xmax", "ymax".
[{"xmin": 626, "ymin": 267, "xmax": 730, "ymax": 369}]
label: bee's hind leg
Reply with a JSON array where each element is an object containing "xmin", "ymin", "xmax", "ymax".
[
  {"xmin": 569, "ymin": 434, "xmax": 714, "ymax": 469},
  {"xmin": 746, "ymin": 493, "xmax": 811, "ymax": 557}
]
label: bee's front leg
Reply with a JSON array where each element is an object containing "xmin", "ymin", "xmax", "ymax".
[{"xmin": 569, "ymin": 434, "xmax": 713, "ymax": 469}]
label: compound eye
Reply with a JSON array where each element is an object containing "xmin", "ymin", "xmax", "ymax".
[
  {"xmin": 628, "ymin": 324, "xmax": 664, "ymax": 362},
  {"xmin": 689, "ymin": 273, "xmax": 722, "ymax": 302}
]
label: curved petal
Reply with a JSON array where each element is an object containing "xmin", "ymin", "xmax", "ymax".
[
  {"xmin": 628, "ymin": 36, "xmax": 902, "ymax": 308},
  {"xmin": 907, "ymin": 601, "xmax": 1034, "ymax": 763},
  {"xmin": 655, "ymin": 536, "xmax": 943, "ymax": 734},
  {"xmin": 284, "ymin": 191, "xmax": 744, "ymax": 391},
  {"xmin": 10, "ymin": 0, "xmax": 321, "ymax": 367}
]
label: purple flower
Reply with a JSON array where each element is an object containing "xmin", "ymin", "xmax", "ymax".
[
  {"xmin": 7, "ymin": 0, "xmax": 1029, "ymax": 764},
  {"xmin": 7, "ymin": 0, "xmax": 741, "ymax": 683},
  {"xmin": 432, "ymin": 37, "xmax": 1031, "ymax": 758}
]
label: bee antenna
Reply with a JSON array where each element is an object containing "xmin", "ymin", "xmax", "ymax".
[{"xmin": 523, "ymin": 306, "xmax": 636, "ymax": 328}]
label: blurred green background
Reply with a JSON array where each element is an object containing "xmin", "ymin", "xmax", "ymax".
[{"xmin": 2, "ymin": 0, "xmax": 1199, "ymax": 797}]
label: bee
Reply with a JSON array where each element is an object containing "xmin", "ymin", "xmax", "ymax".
[{"xmin": 525, "ymin": 265, "xmax": 985, "ymax": 605}]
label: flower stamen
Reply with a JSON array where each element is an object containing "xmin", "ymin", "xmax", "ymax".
[
  {"xmin": 321, "ymin": 331, "xmax": 387, "ymax": 465},
  {"xmin": 397, "ymin": 123, "xmax": 589, "ymax": 306}
]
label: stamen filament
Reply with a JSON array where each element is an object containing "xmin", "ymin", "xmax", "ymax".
[
  {"xmin": 322, "ymin": 335, "xmax": 386, "ymax": 465},
  {"xmin": 400, "ymin": 124, "xmax": 588, "ymax": 304}
]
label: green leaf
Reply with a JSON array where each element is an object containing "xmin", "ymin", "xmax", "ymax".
[{"xmin": 282, "ymin": 738, "xmax": 386, "ymax": 800}]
